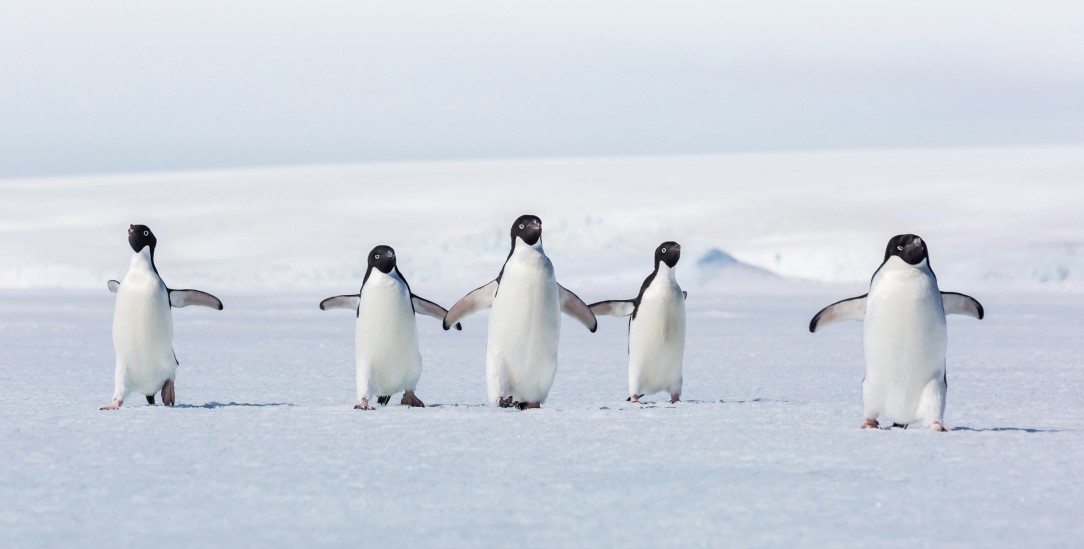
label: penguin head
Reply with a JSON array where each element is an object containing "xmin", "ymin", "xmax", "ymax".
[
  {"xmin": 510, "ymin": 214, "xmax": 542, "ymax": 246},
  {"xmin": 884, "ymin": 234, "xmax": 929, "ymax": 266},
  {"xmin": 655, "ymin": 241, "xmax": 681, "ymax": 269},
  {"xmin": 128, "ymin": 224, "xmax": 157, "ymax": 253},
  {"xmin": 368, "ymin": 245, "xmax": 397, "ymax": 274}
]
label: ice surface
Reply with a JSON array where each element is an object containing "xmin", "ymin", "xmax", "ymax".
[
  {"xmin": 1, "ymin": 290, "xmax": 1081, "ymax": 546},
  {"xmin": 1, "ymin": 148, "xmax": 1082, "ymax": 545}
]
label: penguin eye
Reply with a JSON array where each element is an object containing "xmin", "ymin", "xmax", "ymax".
[
  {"xmin": 143, "ymin": 230, "xmax": 149, "ymax": 236},
  {"xmin": 375, "ymin": 254, "xmax": 380, "ymax": 259},
  {"xmin": 519, "ymin": 224, "xmax": 525, "ymax": 229},
  {"xmin": 897, "ymin": 245, "xmax": 903, "ymax": 251},
  {"xmin": 661, "ymin": 248, "xmax": 667, "ymax": 253}
]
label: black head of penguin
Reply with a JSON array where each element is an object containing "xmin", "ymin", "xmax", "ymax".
[
  {"xmin": 368, "ymin": 245, "xmax": 397, "ymax": 274},
  {"xmin": 656, "ymin": 241, "xmax": 681, "ymax": 268},
  {"xmin": 128, "ymin": 224, "xmax": 157, "ymax": 253},
  {"xmin": 884, "ymin": 234, "xmax": 929, "ymax": 266},
  {"xmin": 510, "ymin": 215, "xmax": 542, "ymax": 246}
]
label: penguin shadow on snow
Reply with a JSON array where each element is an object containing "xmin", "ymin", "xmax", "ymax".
[
  {"xmin": 172, "ymin": 401, "xmax": 295, "ymax": 410},
  {"xmin": 950, "ymin": 426, "xmax": 1062, "ymax": 434}
]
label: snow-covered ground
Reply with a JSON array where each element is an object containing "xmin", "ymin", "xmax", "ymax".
[
  {"xmin": 1, "ymin": 147, "xmax": 1082, "ymax": 546},
  {"xmin": 1, "ymin": 290, "xmax": 1081, "ymax": 546},
  {"xmin": 1, "ymin": 146, "xmax": 1083, "ymax": 294}
]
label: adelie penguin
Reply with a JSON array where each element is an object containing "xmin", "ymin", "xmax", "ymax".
[
  {"xmin": 102, "ymin": 225, "xmax": 223, "ymax": 410},
  {"xmin": 320, "ymin": 245, "xmax": 461, "ymax": 410},
  {"xmin": 809, "ymin": 235, "xmax": 984, "ymax": 431},
  {"xmin": 443, "ymin": 215, "xmax": 597, "ymax": 409},
  {"xmin": 590, "ymin": 242, "xmax": 687, "ymax": 404}
]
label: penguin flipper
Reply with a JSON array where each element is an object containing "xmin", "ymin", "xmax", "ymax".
[
  {"xmin": 941, "ymin": 292, "xmax": 984, "ymax": 319},
  {"xmin": 444, "ymin": 280, "xmax": 498, "ymax": 330},
  {"xmin": 809, "ymin": 295, "xmax": 867, "ymax": 333},
  {"xmin": 412, "ymin": 294, "xmax": 462, "ymax": 330},
  {"xmin": 319, "ymin": 294, "xmax": 360, "ymax": 311},
  {"xmin": 169, "ymin": 289, "xmax": 224, "ymax": 310},
  {"xmin": 589, "ymin": 300, "xmax": 636, "ymax": 318},
  {"xmin": 107, "ymin": 280, "xmax": 120, "ymax": 293},
  {"xmin": 558, "ymin": 284, "xmax": 597, "ymax": 333}
]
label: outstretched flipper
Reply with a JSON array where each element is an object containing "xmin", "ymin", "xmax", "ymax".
[
  {"xmin": 107, "ymin": 280, "xmax": 120, "ymax": 293},
  {"xmin": 809, "ymin": 295, "xmax": 867, "ymax": 333},
  {"xmin": 558, "ymin": 284, "xmax": 597, "ymax": 332},
  {"xmin": 941, "ymin": 292, "xmax": 984, "ymax": 319},
  {"xmin": 589, "ymin": 299, "xmax": 636, "ymax": 318},
  {"xmin": 169, "ymin": 289, "xmax": 224, "ymax": 310},
  {"xmin": 411, "ymin": 295, "xmax": 462, "ymax": 330},
  {"xmin": 444, "ymin": 280, "xmax": 499, "ymax": 330},
  {"xmin": 319, "ymin": 294, "xmax": 361, "ymax": 311}
]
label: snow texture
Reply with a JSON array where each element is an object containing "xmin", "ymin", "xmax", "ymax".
[{"xmin": 1, "ymin": 148, "xmax": 1082, "ymax": 546}]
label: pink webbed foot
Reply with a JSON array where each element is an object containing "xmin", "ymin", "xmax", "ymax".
[
  {"xmin": 929, "ymin": 421, "xmax": 951, "ymax": 432},
  {"xmin": 161, "ymin": 379, "xmax": 176, "ymax": 406},
  {"xmin": 401, "ymin": 391, "xmax": 425, "ymax": 408},
  {"xmin": 517, "ymin": 402, "xmax": 541, "ymax": 410},
  {"xmin": 354, "ymin": 398, "xmax": 376, "ymax": 411},
  {"xmin": 670, "ymin": 393, "xmax": 681, "ymax": 404},
  {"xmin": 100, "ymin": 400, "xmax": 122, "ymax": 411},
  {"xmin": 860, "ymin": 418, "xmax": 880, "ymax": 429},
  {"xmin": 627, "ymin": 394, "xmax": 644, "ymax": 404}
]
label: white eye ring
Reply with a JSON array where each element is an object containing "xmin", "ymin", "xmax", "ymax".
[
  {"xmin": 143, "ymin": 230, "xmax": 149, "ymax": 236},
  {"xmin": 661, "ymin": 248, "xmax": 667, "ymax": 253},
  {"xmin": 375, "ymin": 254, "xmax": 380, "ymax": 259},
  {"xmin": 519, "ymin": 224, "xmax": 525, "ymax": 229},
  {"xmin": 897, "ymin": 245, "xmax": 903, "ymax": 251}
]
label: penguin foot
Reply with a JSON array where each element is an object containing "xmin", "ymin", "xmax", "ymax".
[
  {"xmin": 401, "ymin": 391, "xmax": 425, "ymax": 408},
  {"xmin": 860, "ymin": 418, "xmax": 880, "ymax": 429},
  {"xmin": 100, "ymin": 400, "xmax": 122, "ymax": 410},
  {"xmin": 498, "ymin": 396, "xmax": 515, "ymax": 408},
  {"xmin": 929, "ymin": 421, "xmax": 951, "ymax": 432},
  {"xmin": 669, "ymin": 394, "xmax": 681, "ymax": 404},
  {"xmin": 517, "ymin": 402, "xmax": 541, "ymax": 410},
  {"xmin": 146, "ymin": 395, "xmax": 155, "ymax": 405},
  {"xmin": 377, "ymin": 395, "xmax": 391, "ymax": 406},
  {"xmin": 354, "ymin": 399, "xmax": 376, "ymax": 411},
  {"xmin": 161, "ymin": 379, "xmax": 176, "ymax": 407},
  {"xmin": 628, "ymin": 395, "xmax": 643, "ymax": 404}
]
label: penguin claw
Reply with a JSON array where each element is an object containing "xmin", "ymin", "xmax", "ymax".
[
  {"xmin": 929, "ymin": 422, "xmax": 951, "ymax": 432},
  {"xmin": 401, "ymin": 391, "xmax": 425, "ymax": 408},
  {"xmin": 354, "ymin": 399, "xmax": 376, "ymax": 411},
  {"xmin": 377, "ymin": 395, "xmax": 391, "ymax": 406},
  {"xmin": 498, "ymin": 396, "xmax": 515, "ymax": 408},
  {"xmin": 860, "ymin": 419, "xmax": 880, "ymax": 429},
  {"xmin": 100, "ymin": 400, "xmax": 122, "ymax": 411}
]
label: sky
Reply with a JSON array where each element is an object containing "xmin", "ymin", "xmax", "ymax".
[{"xmin": 2, "ymin": 0, "xmax": 1083, "ymax": 177}]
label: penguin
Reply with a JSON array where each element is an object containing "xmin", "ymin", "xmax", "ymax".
[
  {"xmin": 319, "ymin": 245, "xmax": 461, "ymax": 410},
  {"xmin": 590, "ymin": 242, "xmax": 688, "ymax": 404},
  {"xmin": 809, "ymin": 234, "xmax": 984, "ymax": 431},
  {"xmin": 102, "ymin": 224, "xmax": 223, "ymax": 410},
  {"xmin": 442, "ymin": 215, "xmax": 597, "ymax": 409}
]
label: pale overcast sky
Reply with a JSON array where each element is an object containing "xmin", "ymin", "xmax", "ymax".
[{"xmin": 2, "ymin": 0, "xmax": 1082, "ymax": 176}]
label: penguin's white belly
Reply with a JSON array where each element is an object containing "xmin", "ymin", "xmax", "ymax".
[
  {"xmin": 113, "ymin": 276, "xmax": 176, "ymax": 395},
  {"xmin": 487, "ymin": 257, "xmax": 560, "ymax": 402},
  {"xmin": 629, "ymin": 289, "xmax": 686, "ymax": 396},
  {"xmin": 355, "ymin": 278, "xmax": 421, "ymax": 396},
  {"xmin": 863, "ymin": 276, "xmax": 946, "ymax": 424}
]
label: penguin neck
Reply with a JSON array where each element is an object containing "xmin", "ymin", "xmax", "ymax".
[
  {"xmin": 512, "ymin": 237, "xmax": 545, "ymax": 257},
  {"xmin": 655, "ymin": 262, "xmax": 678, "ymax": 283},
  {"xmin": 129, "ymin": 246, "xmax": 160, "ymax": 278}
]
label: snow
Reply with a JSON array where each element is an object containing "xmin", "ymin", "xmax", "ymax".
[
  {"xmin": 2, "ymin": 146, "xmax": 1083, "ymax": 294},
  {"xmin": 1, "ymin": 289, "xmax": 1082, "ymax": 546},
  {"xmin": 2, "ymin": 148, "xmax": 1083, "ymax": 545}
]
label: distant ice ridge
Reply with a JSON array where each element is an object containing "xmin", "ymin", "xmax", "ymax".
[{"xmin": 1, "ymin": 146, "xmax": 1082, "ymax": 294}]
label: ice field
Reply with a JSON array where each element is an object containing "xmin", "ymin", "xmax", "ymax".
[{"xmin": 1, "ymin": 147, "xmax": 1083, "ymax": 546}]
